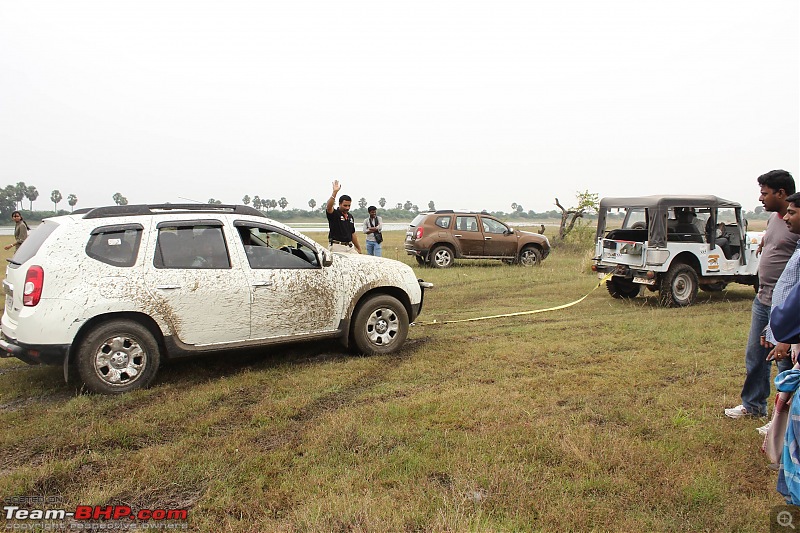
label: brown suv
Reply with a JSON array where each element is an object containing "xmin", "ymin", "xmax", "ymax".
[{"xmin": 405, "ymin": 210, "xmax": 551, "ymax": 268}]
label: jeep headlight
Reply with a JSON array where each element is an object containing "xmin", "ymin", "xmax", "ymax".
[{"xmin": 646, "ymin": 249, "xmax": 670, "ymax": 266}]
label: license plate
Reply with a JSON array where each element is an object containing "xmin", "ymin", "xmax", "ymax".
[{"xmin": 633, "ymin": 276, "xmax": 655, "ymax": 286}]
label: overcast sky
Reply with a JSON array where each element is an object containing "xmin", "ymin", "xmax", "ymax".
[{"xmin": 1, "ymin": 1, "xmax": 797, "ymax": 214}]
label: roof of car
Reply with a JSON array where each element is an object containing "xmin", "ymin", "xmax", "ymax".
[
  {"xmin": 599, "ymin": 195, "xmax": 741, "ymax": 209},
  {"xmin": 77, "ymin": 204, "xmax": 266, "ymax": 219}
]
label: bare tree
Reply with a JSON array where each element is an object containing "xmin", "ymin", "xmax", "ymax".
[{"xmin": 555, "ymin": 190, "xmax": 599, "ymax": 240}]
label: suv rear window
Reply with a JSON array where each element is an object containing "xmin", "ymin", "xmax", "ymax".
[
  {"xmin": 86, "ymin": 224, "xmax": 143, "ymax": 268},
  {"xmin": 8, "ymin": 221, "xmax": 60, "ymax": 268},
  {"xmin": 410, "ymin": 214, "xmax": 426, "ymax": 227},
  {"xmin": 435, "ymin": 216, "xmax": 451, "ymax": 229}
]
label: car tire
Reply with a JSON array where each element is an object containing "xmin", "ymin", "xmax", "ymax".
[
  {"xmin": 700, "ymin": 282, "xmax": 727, "ymax": 292},
  {"xmin": 659, "ymin": 264, "xmax": 698, "ymax": 307},
  {"xmin": 430, "ymin": 245, "xmax": 454, "ymax": 268},
  {"xmin": 606, "ymin": 278, "xmax": 640, "ymax": 299},
  {"xmin": 351, "ymin": 294, "xmax": 409, "ymax": 355},
  {"xmin": 518, "ymin": 246, "xmax": 542, "ymax": 267},
  {"xmin": 77, "ymin": 319, "xmax": 161, "ymax": 394}
]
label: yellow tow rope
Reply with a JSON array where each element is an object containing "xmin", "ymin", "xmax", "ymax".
[{"xmin": 413, "ymin": 272, "xmax": 614, "ymax": 326}]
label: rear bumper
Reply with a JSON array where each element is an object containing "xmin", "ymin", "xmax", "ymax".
[{"xmin": 0, "ymin": 335, "xmax": 69, "ymax": 365}]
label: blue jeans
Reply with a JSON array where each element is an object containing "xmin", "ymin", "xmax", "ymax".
[
  {"xmin": 741, "ymin": 297, "xmax": 792, "ymax": 416},
  {"xmin": 366, "ymin": 240, "xmax": 382, "ymax": 256}
]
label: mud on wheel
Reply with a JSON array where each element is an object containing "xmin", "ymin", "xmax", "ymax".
[
  {"xmin": 351, "ymin": 294, "xmax": 409, "ymax": 355},
  {"xmin": 659, "ymin": 263, "xmax": 698, "ymax": 307},
  {"xmin": 77, "ymin": 319, "xmax": 161, "ymax": 394}
]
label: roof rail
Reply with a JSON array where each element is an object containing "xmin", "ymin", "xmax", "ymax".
[{"xmin": 81, "ymin": 204, "xmax": 267, "ymax": 219}]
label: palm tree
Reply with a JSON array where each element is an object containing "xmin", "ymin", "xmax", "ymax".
[
  {"xmin": 308, "ymin": 198, "xmax": 316, "ymax": 210},
  {"xmin": 242, "ymin": 195, "xmax": 250, "ymax": 206},
  {"xmin": 379, "ymin": 198, "xmax": 386, "ymax": 208},
  {"xmin": 359, "ymin": 197, "xmax": 367, "ymax": 209},
  {"xmin": 112, "ymin": 192, "xmax": 129, "ymax": 205},
  {"xmin": 252, "ymin": 196, "xmax": 261, "ymax": 210},
  {"xmin": 51, "ymin": 190, "xmax": 63, "ymax": 212},
  {"xmin": 278, "ymin": 197, "xmax": 288, "ymax": 210},
  {"xmin": 14, "ymin": 182, "xmax": 26, "ymax": 210},
  {"xmin": 67, "ymin": 194, "xmax": 78, "ymax": 212},
  {"xmin": 24, "ymin": 186, "xmax": 39, "ymax": 210}
]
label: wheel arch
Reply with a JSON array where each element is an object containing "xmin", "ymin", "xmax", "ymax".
[{"xmin": 666, "ymin": 252, "xmax": 702, "ymax": 275}]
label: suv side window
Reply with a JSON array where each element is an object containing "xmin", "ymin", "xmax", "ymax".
[
  {"xmin": 481, "ymin": 218, "xmax": 508, "ymax": 234},
  {"xmin": 86, "ymin": 224, "xmax": 143, "ymax": 268},
  {"xmin": 435, "ymin": 216, "xmax": 451, "ymax": 229},
  {"xmin": 154, "ymin": 224, "xmax": 231, "ymax": 269},
  {"xmin": 234, "ymin": 223, "xmax": 318, "ymax": 269},
  {"xmin": 456, "ymin": 216, "xmax": 479, "ymax": 232}
]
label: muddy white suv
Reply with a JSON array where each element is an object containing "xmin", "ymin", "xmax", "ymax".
[
  {"xmin": 0, "ymin": 204, "xmax": 430, "ymax": 394},
  {"xmin": 592, "ymin": 195, "xmax": 761, "ymax": 307}
]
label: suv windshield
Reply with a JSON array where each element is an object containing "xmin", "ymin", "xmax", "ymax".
[{"xmin": 8, "ymin": 221, "xmax": 59, "ymax": 268}]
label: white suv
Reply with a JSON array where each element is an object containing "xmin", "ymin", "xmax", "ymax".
[{"xmin": 0, "ymin": 204, "xmax": 430, "ymax": 394}]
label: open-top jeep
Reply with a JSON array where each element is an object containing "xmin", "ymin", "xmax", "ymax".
[{"xmin": 592, "ymin": 195, "xmax": 762, "ymax": 307}]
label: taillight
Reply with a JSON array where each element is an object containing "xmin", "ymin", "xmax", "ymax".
[
  {"xmin": 415, "ymin": 227, "xmax": 424, "ymax": 239},
  {"xmin": 23, "ymin": 266, "xmax": 44, "ymax": 307}
]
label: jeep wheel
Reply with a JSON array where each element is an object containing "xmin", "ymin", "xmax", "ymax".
[
  {"xmin": 606, "ymin": 278, "xmax": 640, "ymax": 299},
  {"xmin": 351, "ymin": 294, "xmax": 409, "ymax": 355},
  {"xmin": 659, "ymin": 264, "xmax": 698, "ymax": 307},
  {"xmin": 430, "ymin": 246, "xmax": 454, "ymax": 268},
  {"xmin": 77, "ymin": 320, "xmax": 161, "ymax": 394},
  {"xmin": 700, "ymin": 282, "xmax": 727, "ymax": 292},
  {"xmin": 518, "ymin": 246, "xmax": 542, "ymax": 267}
]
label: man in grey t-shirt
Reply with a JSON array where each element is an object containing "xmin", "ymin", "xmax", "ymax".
[{"xmin": 725, "ymin": 170, "xmax": 798, "ymax": 419}]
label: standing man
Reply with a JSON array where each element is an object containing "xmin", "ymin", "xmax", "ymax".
[
  {"xmin": 363, "ymin": 205, "xmax": 383, "ymax": 257},
  {"xmin": 325, "ymin": 180, "xmax": 361, "ymax": 254},
  {"xmin": 725, "ymin": 170, "xmax": 798, "ymax": 420}
]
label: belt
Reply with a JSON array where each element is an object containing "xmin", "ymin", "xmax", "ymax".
[{"xmin": 330, "ymin": 240, "xmax": 353, "ymax": 247}]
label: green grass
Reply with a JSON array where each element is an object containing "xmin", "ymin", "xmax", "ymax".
[{"xmin": 0, "ymin": 229, "xmax": 784, "ymax": 531}]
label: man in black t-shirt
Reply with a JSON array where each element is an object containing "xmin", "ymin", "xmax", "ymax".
[{"xmin": 325, "ymin": 180, "xmax": 361, "ymax": 254}]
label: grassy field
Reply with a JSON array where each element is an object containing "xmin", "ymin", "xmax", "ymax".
[{"xmin": 0, "ymin": 225, "xmax": 785, "ymax": 531}]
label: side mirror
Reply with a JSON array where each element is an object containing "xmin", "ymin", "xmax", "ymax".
[
  {"xmin": 505, "ymin": 228, "xmax": 514, "ymax": 235},
  {"xmin": 321, "ymin": 248, "xmax": 333, "ymax": 267}
]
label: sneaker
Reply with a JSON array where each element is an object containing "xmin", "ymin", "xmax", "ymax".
[
  {"xmin": 725, "ymin": 404, "xmax": 758, "ymax": 419},
  {"xmin": 757, "ymin": 421, "xmax": 771, "ymax": 436}
]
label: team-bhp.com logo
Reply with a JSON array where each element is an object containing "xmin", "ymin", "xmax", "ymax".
[{"xmin": 3, "ymin": 498, "xmax": 188, "ymax": 529}]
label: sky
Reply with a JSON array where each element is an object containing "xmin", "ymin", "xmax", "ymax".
[{"xmin": 0, "ymin": 1, "xmax": 797, "ymax": 214}]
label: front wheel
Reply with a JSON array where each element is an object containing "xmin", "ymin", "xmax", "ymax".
[
  {"xmin": 351, "ymin": 295, "xmax": 409, "ymax": 355},
  {"xmin": 518, "ymin": 246, "xmax": 542, "ymax": 267},
  {"xmin": 77, "ymin": 320, "xmax": 161, "ymax": 394},
  {"xmin": 659, "ymin": 264, "xmax": 698, "ymax": 307},
  {"xmin": 430, "ymin": 246, "xmax": 454, "ymax": 268}
]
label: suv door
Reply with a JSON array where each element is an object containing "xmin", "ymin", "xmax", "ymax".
[
  {"xmin": 454, "ymin": 215, "xmax": 483, "ymax": 256},
  {"xmin": 143, "ymin": 220, "xmax": 251, "ymax": 345},
  {"xmin": 233, "ymin": 221, "xmax": 340, "ymax": 339},
  {"xmin": 480, "ymin": 216, "xmax": 517, "ymax": 258}
]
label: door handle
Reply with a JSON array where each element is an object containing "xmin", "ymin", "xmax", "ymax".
[
  {"xmin": 155, "ymin": 284, "xmax": 181, "ymax": 290},
  {"xmin": 484, "ymin": 237, "xmax": 492, "ymax": 240},
  {"xmin": 454, "ymin": 234, "xmax": 463, "ymax": 238},
  {"xmin": 252, "ymin": 281, "xmax": 273, "ymax": 287}
]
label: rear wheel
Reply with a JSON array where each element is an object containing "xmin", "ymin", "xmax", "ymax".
[
  {"xmin": 430, "ymin": 246, "xmax": 454, "ymax": 268},
  {"xmin": 77, "ymin": 319, "xmax": 161, "ymax": 394},
  {"xmin": 606, "ymin": 278, "xmax": 640, "ymax": 299},
  {"xmin": 659, "ymin": 264, "xmax": 698, "ymax": 307},
  {"xmin": 351, "ymin": 295, "xmax": 409, "ymax": 355}
]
